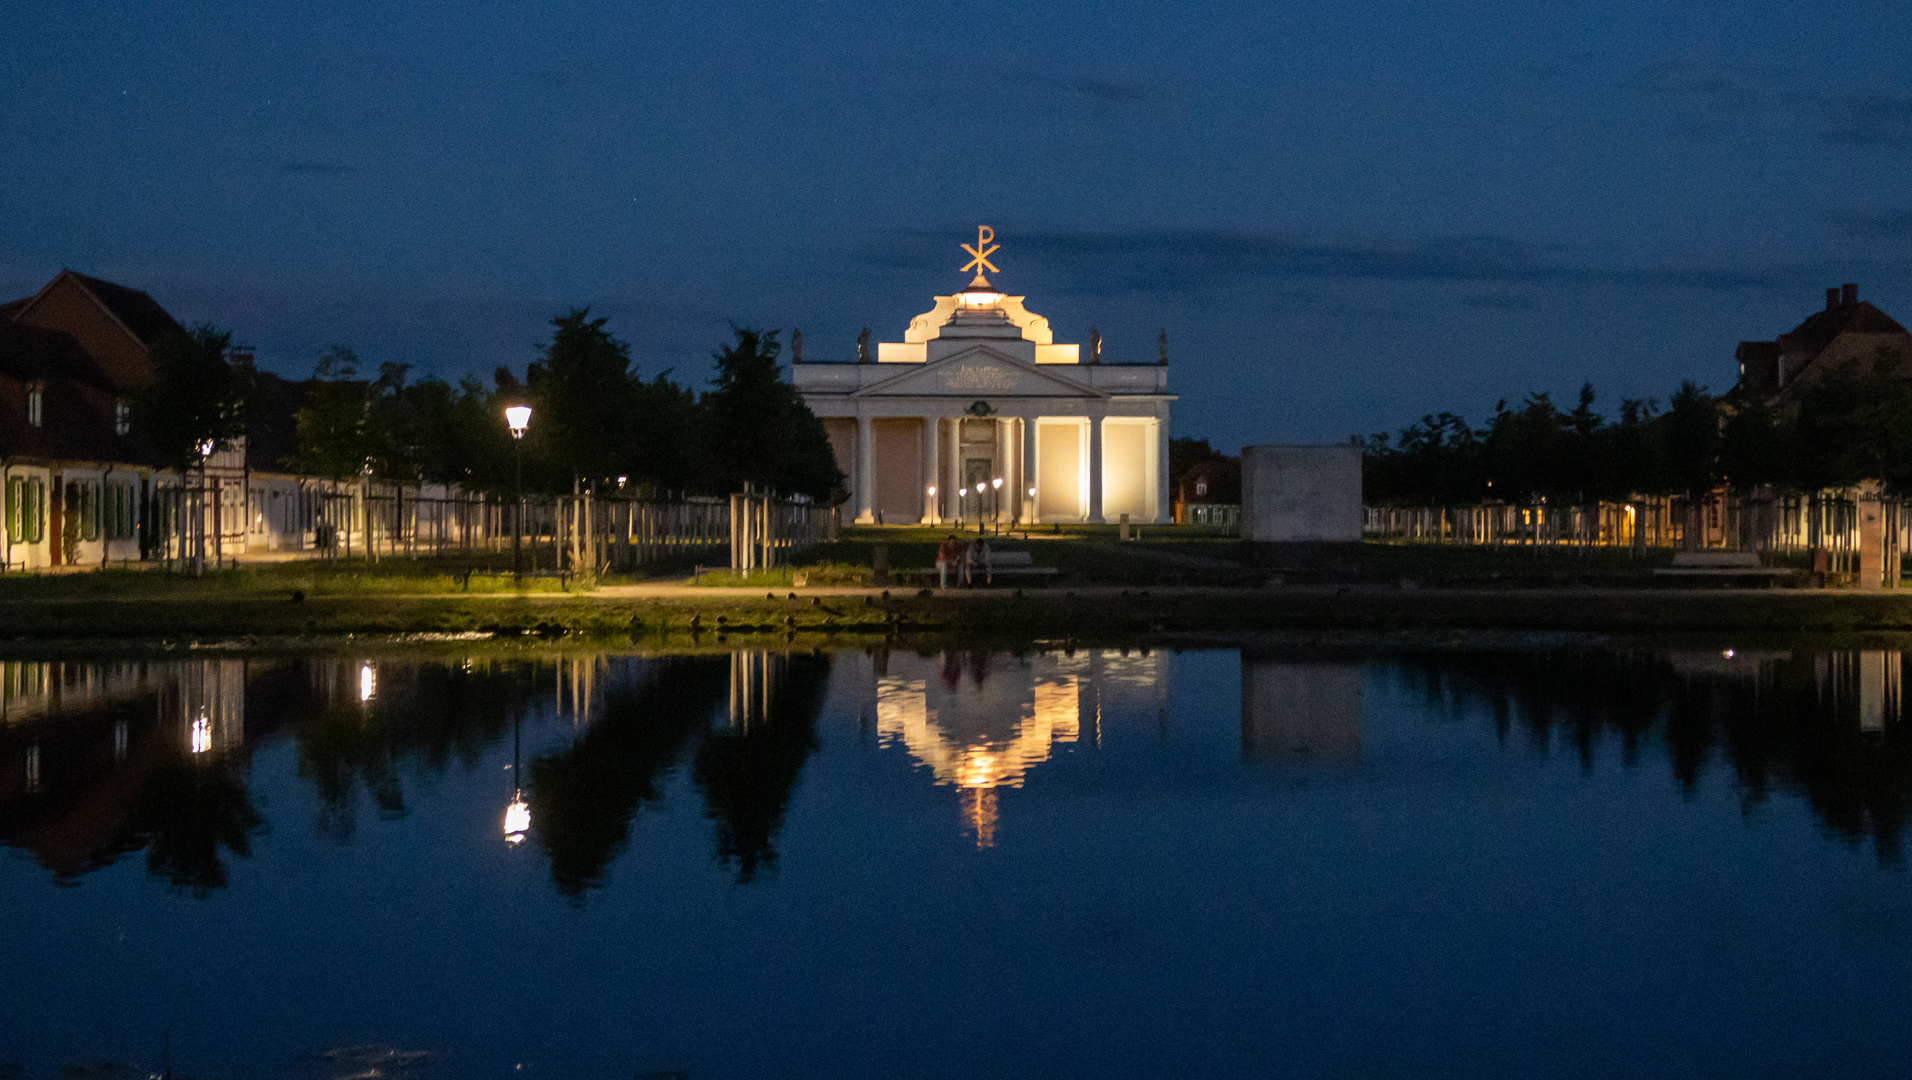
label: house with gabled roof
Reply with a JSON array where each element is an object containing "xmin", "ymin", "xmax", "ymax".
[
  {"xmin": 0, "ymin": 271, "xmax": 182, "ymax": 569},
  {"xmin": 1733, "ymin": 283, "xmax": 1912, "ymax": 401}
]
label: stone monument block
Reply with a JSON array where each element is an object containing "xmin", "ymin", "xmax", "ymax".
[{"xmin": 1240, "ymin": 444, "xmax": 1362, "ymax": 579}]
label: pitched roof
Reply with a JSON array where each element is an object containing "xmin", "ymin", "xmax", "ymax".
[
  {"xmin": 0, "ymin": 321, "xmax": 115, "ymax": 392},
  {"xmin": 1776, "ymin": 300, "xmax": 1908, "ymax": 362},
  {"xmin": 63, "ymin": 272, "xmax": 181, "ymax": 345},
  {"xmin": 0, "ymin": 323, "xmax": 153, "ymax": 466}
]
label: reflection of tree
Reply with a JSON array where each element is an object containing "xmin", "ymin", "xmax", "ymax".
[
  {"xmin": 1394, "ymin": 650, "xmax": 1912, "ymax": 863},
  {"xmin": 527, "ymin": 659, "xmax": 729, "ymax": 898},
  {"xmin": 128, "ymin": 747, "xmax": 262, "ymax": 895},
  {"xmin": 694, "ymin": 653, "xmax": 831, "ymax": 882},
  {"xmin": 290, "ymin": 661, "xmax": 520, "ymax": 842}
]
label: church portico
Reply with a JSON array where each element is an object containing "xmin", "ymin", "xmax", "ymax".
[{"xmin": 799, "ymin": 229, "xmax": 1174, "ymax": 526}]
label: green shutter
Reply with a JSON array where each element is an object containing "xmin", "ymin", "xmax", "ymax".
[
  {"xmin": 29, "ymin": 480, "xmax": 43, "ymax": 544},
  {"xmin": 5, "ymin": 479, "xmax": 15, "ymax": 545}
]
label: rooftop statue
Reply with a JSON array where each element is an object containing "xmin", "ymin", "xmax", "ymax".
[{"xmin": 856, "ymin": 327, "xmax": 871, "ymax": 364}]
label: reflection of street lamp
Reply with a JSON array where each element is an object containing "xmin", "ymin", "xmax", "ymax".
[
  {"xmin": 359, "ymin": 662, "xmax": 375, "ymax": 703},
  {"xmin": 505, "ymin": 406, "xmax": 532, "ymax": 583},
  {"xmin": 503, "ymin": 796, "xmax": 529, "ymax": 844},
  {"xmin": 503, "ymin": 702, "xmax": 529, "ymax": 845}
]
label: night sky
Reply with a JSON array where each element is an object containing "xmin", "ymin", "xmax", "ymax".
[{"xmin": 4, "ymin": 1, "xmax": 1909, "ymax": 452}]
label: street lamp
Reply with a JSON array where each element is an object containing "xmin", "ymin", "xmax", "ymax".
[
  {"xmin": 991, "ymin": 477, "xmax": 1003, "ymax": 534},
  {"xmin": 927, "ymin": 486, "xmax": 937, "ymax": 526},
  {"xmin": 505, "ymin": 406, "xmax": 531, "ymax": 582}
]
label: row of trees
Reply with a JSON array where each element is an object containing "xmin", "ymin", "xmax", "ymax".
[
  {"xmin": 133, "ymin": 312, "xmax": 846, "ymax": 502},
  {"xmin": 1363, "ymin": 349, "xmax": 1912, "ymax": 506}
]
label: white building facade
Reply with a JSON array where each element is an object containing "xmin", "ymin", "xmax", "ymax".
[{"xmin": 794, "ymin": 275, "xmax": 1174, "ymax": 525}]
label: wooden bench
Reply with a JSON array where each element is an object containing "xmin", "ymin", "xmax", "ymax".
[
  {"xmin": 456, "ymin": 567, "xmax": 574, "ymax": 590},
  {"xmin": 1652, "ymin": 552, "xmax": 1793, "ymax": 581}
]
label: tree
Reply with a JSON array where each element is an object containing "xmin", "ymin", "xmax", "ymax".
[
  {"xmin": 132, "ymin": 324, "xmax": 254, "ymax": 472},
  {"xmin": 1655, "ymin": 381, "xmax": 1720, "ymax": 498},
  {"xmin": 1169, "ymin": 437, "xmax": 1223, "ymax": 492},
  {"xmin": 697, "ymin": 327, "xmax": 845, "ymax": 502},
  {"xmin": 1717, "ymin": 395, "xmax": 1795, "ymax": 493},
  {"xmin": 526, "ymin": 309, "xmax": 642, "ymax": 492},
  {"xmin": 285, "ymin": 347, "xmax": 387, "ymax": 482},
  {"xmin": 1792, "ymin": 347, "xmax": 1912, "ymax": 492}
]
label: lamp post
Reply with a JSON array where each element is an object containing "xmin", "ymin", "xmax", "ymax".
[
  {"xmin": 927, "ymin": 486, "xmax": 937, "ymax": 526},
  {"xmin": 506, "ymin": 405, "xmax": 532, "ymax": 583},
  {"xmin": 991, "ymin": 477, "xmax": 1003, "ymax": 535}
]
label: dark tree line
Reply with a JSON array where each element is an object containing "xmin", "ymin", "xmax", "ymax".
[
  {"xmin": 1363, "ymin": 348, "xmax": 1912, "ymax": 506},
  {"xmin": 139, "ymin": 312, "xmax": 845, "ymax": 502}
]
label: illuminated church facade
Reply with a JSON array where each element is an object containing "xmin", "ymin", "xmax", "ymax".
[{"xmin": 792, "ymin": 229, "xmax": 1174, "ymax": 525}]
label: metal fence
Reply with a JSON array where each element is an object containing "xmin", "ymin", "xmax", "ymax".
[
  {"xmin": 150, "ymin": 483, "xmax": 829, "ymax": 577},
  {"xmin": 1364, "ymin": 490, "xmax": 1903, "ymax": 577}
]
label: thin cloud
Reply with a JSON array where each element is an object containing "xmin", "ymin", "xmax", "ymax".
[
  {"xmin": 280, "ymin": 159, "xmax": 358, "ymax": 175},
  {"xmin": 1825, "ymin": 210, "xmax": 1912, "ymax": 238},
  {"xmin": 997, "ymin": 67, "xmax": 1168, "ymax": 109},
  {"xmin": 1636, "ymin": 60, "xmax": 1765, "ymax": 114},
  {"xmin": 870, "ymin": 227, "xmax": 1797, "ymax": 295},
  {"xmin": 1816, "ymin": 92, "xmax": 1912, "ymax": 145}
]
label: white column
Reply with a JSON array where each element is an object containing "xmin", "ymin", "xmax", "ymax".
[
  {"xmin": 1088, "ymin": 414, "xmax": 1105, "ymax": 524},
  {"xmin": 946, "ymin": 416, "xmax": 961, "ymax": 522},
  {"xmin": 1023, "ymin": 417, "xmax": 1038, "ymax": 522},
  {"xmin": 855, "ymin": 413, "xmax": 875, "ymax": 524},
  {"xmin": 921, "ymin": 416, "xmax": 939, "ymax": 524},
  {"xmin": 1155, "ymin": 416, "xmax": 1171, "ymax": 523},
  {"xmin": 1001, "ymin": 416, "xmax": 1017, "ymax": 523}
]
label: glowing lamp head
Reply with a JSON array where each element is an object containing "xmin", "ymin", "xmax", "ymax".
[
  {"xmin": 503, "ymin": 798, "xmax": 530, "ymax": 844},
  {"xmin": 927, "ymin": 486, "xmax": 937, "ymax": 497},
  {"xmin": 504, "ymin": 405, "xmax": 532, "ymax": 438},
  {"xmin": 991, "ymin": 477, "xmax": 1003, "ymax": 489},
  {"xmin": 1027, "ymin": 486, "xmax": 1036, "ymax": 498},
  {"xmin": 197, "ymin": 439, "xmax": 215, "ymax": 459}
]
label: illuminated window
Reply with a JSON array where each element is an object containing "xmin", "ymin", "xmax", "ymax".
[
  {"xmin": 191, "ymin": 715, "xmax": 211, "ymax": 754},
  {"xmin": 114, "ymin": 398, "xmax": 131, "ymax": 436},
  {"xmin": 1195, "ymin": 482, "xmax": 1207, "ymax": 497},
  {"xmin": 25, "ymin": 384, "xmax": 42, "ymax": 428}
]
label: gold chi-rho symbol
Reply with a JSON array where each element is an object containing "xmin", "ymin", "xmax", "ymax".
[{"xmin": 961, "ymin": 226, "xmax": 999, "ymax": 287}]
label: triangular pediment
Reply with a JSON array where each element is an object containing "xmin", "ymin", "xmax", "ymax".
[{"xmin": 853, "ymin": 346, "xmax": 1105, "ymax": 399}]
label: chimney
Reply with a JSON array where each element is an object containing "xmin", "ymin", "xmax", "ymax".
[
  {"xmin": 1843, "ymin": 282, "xmax": 1858, "ymax": 306},
  {"xmin": 1827, "ymin": 287, "xmax": 1840, "ymax": 310}
]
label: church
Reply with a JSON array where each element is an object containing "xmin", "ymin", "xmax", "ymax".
[{"xmin": 794, "ymin": 228, "xmax": 1174, "ymax": 525}]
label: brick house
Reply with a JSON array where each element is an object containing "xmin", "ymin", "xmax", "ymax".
[
  {"xmin": 0, "ymin": 271, "xmax": 179, "ymax": 569},
  {"xmin": 1733, "ymin": 283, "xmax": 1912, "ymax": 401}
]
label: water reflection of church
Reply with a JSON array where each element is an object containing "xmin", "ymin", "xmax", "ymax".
[{"xmin": 871, "ymin": 648, "xmax": 1168, "ymax": 846}]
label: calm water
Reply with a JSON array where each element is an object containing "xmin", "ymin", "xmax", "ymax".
[{"xmin": 3, "ymin": 643, "xmax": 1910, "ymax": 1079}]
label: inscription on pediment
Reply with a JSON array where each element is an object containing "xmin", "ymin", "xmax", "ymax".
[
  {"xmin": 857, "ymin": 351, "xmax": 1099, "ymax": 398},
  {"xmin": 944, "ymin": 363, "xmax": 1018, "ymax": 391}
]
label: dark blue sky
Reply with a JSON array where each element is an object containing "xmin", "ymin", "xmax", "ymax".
[{"xmin": 4, "ymin": 0, "xmax": 1909, "ymax": 451}]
